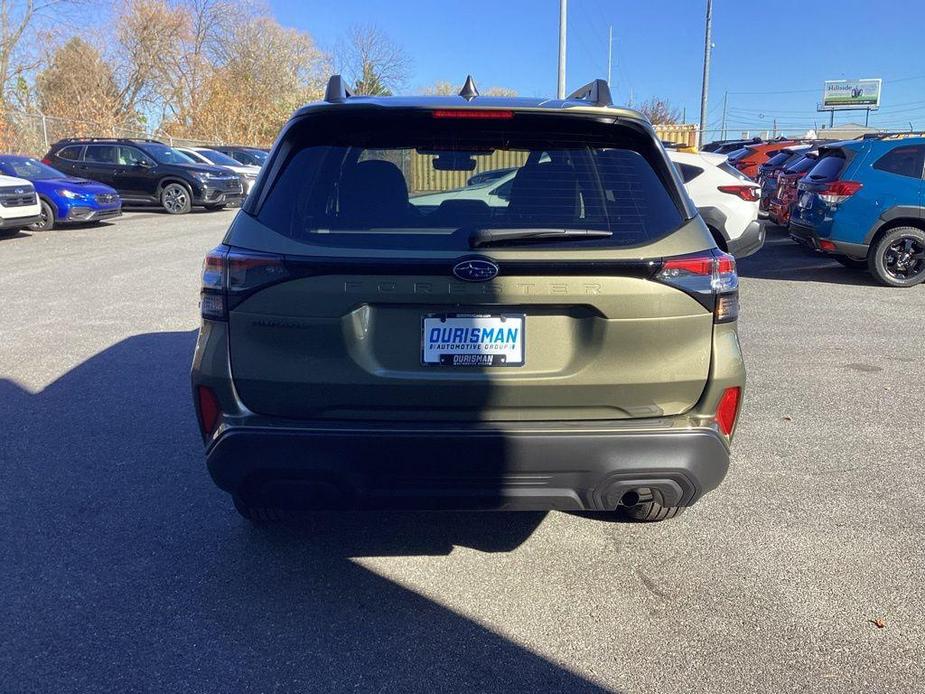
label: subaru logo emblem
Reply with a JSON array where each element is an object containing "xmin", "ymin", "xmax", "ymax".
[
  {"xmin": 453, "ymin": 258, "xmax": 499, "ymax": 282},
  {"xmin": 15, "ymin": 188, "xmax": 23, "ymax": 194}
]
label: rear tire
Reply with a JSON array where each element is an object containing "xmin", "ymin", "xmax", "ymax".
[
  {"xmin": 833, "ymin": 255, "xmax": 867, "ymax": 269},
  {"xmin": 868, "ymin": 226, "xmax": 925, "ymax": 287}
]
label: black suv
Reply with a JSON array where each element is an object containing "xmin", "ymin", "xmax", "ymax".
[{"xmin": 43, "ymin": 138, "xmax": 244, "ymax": 214}]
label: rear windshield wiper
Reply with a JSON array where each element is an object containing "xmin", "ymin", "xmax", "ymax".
[{"xmin": 468, "ymin": 227, "xmax": 613, "ymax": 248}]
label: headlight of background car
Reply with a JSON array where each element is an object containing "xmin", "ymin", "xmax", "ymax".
[
  {"xmin": 57, "ymin": 189, "xmax": 81, "ymax": 199},
  {"xmin": 192, "ymin": 172, "xmax": 222, "ymax": 183}
]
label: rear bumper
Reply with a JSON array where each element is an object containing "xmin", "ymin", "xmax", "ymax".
[
  {"xmin": 727, "ymin": 219, "xmax": 765, "ymax": 258},
  {"xmin": 206, "ymin": 422, "xmax": 731, "ymax": 512},
  {"xmin": 789, "ymin": 222, "xmax": 867, "ymax": 258}
]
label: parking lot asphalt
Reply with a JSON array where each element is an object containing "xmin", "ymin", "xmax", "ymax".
[{"xmin": 1, "ymin": 214, "xmax": 923, "ymax": 693}]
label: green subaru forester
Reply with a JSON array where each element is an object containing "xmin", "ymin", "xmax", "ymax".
[{"xmin": 191, "ymin": 77, "xmax": 746, "ymax": 522}]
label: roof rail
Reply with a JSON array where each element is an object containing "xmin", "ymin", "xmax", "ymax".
[
  {"xmin": 324, "ymin": 75, "xmax": 352, "ymax": 103},
  {"xmin": 861, "ymin": 131, "xmax": 925, "ymax": 140},
  {"xmin": 54, "ymin": 137, "xmax": 163, "ymax": 145},
  {"xmin": 566, "ymin": 79, "xmax": 613, "ymax": 107}
]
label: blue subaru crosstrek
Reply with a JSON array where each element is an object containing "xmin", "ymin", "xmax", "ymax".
[
  {"xmin": 789, "ymin": 135, "xmax": 925, "ymax": 287},
  {"xmin": 0, "ymin": 155, "xmax": 121, "ymax": 231}
]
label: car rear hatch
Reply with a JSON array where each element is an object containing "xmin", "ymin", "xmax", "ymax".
[
  {"xmin": 211, "ymin": 107, "xmax": 733, "ymax": 423},
  {"xmin": 793, "ymin": 147, "xmax": 851, "ymax": 226}
]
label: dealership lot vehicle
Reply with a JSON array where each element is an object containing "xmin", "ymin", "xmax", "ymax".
[
  {"xmin": 174, "ymin": 147, "xmax": 261, "ymax": 194},
  {"xmin": 0, "ymin": 155, "xmax": 121, "ymax": 230},
  {"xmin": 702, "ymin": 136, "xmax": 762, "ymax": 154},
  {"xmin": 790, "ymin": 135, "xmax": 925, "ymax": 285},
  {"xmin": 757, "ymin": 144, "xmax": 811, "ymax": 215},
  {"xmin": 767, "ymin": 150, "xmax": 819, "ymax": 226},
  {"xmin": 730, "ymin": 140, "xmax": 799, "ymax": 179},
  {"xmin": 0, "ymin": 172, "xmax": 41, "ymax": 235},
  {"xmin": 192, "ymin": 78, "xmax": 746, "ymax": 522},
  {"xmin": 670, "ymin": 149, "xmax": 764, "ymax": 257},
  {"xmin": 44, "ymin": 138, "xmax": 243, "ymax": 214},
  {"xmin": 212, "ymin": 145, "xmax": 268, "ymax": 167}
]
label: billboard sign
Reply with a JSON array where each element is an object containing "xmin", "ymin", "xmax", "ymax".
[{"xmin": 820, "ymin": 79, "xmax": 882, "ymax": 111}]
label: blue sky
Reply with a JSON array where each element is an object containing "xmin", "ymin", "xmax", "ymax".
[{"xmin": 271, "ymin": 0, "xmax": 925, "ymax": 136}]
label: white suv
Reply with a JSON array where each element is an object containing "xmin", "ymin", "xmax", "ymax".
[
  {"xmin": 669, "ymin": 150, "xmax": 765, "ymax": 258},
  {"xmin": 0, "ymin": 174, "xmax": 41, "ymax": 237}
]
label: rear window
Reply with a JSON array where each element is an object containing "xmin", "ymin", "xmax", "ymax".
[
  {"xmin": 786, "ymin": 155, "xmax": 818, "ymax": 174},
  {"xmin": 726, "ymin": 147, "xmax": 750, "ymax": 162},
  {"xmin": 254, "ymin": 111, "xmax": 687, "ymax": 250},
  {"xmin": 675, "ymin": 162, "xmax": 703, "ymax": 183},
  {"xmin": 806, "ymin": 153, "xmax": 846, "ymax": 183},
  {"xmin": 719, "ymin": 161, "xmax": 751, "ymax": 182},
  {"xmin": 764, "ymin": 152, "xmax": 791, "ymax": 167}
]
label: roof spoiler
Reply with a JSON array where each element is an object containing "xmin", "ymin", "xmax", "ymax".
[
  {"xmin": 566, "ymin": 79, "xmax": 613, "ymax": 107},
  {"xmin": 861, "ymin": 131, "xmax": 925, "ymax": 140},
  {"xmin": 324, "ymin": 75, "xmax": 352, "ymax": 103}
]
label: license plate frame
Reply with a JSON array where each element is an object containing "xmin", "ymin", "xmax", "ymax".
[{"xmin": 421, "ymin": 313, "xmax": 525, "ymax": 367}]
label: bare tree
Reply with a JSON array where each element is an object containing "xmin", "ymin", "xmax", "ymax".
[
  {"xmin": 338, "ymin": 24, "xmax": 410, "ymax": 96},
  {"xmin": 0, "ymin": 0, "xmax": 83, "ymax": 107},
  {"xmin": 634, "ymin": 97, "xmax": 683, "ymax": 125},
  {"xmin": 422, "ymin": 80, "xmax": 518, "ymax": 97}
]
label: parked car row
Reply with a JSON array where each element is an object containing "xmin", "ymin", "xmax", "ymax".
[{"xmin": 0, "ymin": 138, "xmax": 269, "ymax": 236}]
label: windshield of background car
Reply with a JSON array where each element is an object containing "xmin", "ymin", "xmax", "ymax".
[
  {"xmin": 247, "ymin": 150, "xmax": 268, "ymax": 164},
  {"xmin": 2, "ymin": 157, "xmax": 65, "ymax": 179},
  {"xmin": 145, "ymin": 144, "xmax": 196, "ymax": 165},
  {"xmin": 252, "ymin": 110, "xmax": 688, "ymax": 250},
  {"xmin": 199, "ymin": 149, "xmax": 244, "ymax": 167}
]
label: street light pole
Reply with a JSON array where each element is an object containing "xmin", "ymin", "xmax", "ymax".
[
  {"xmin": 557, "ymin": 0, "xmax": 567, "ymax": 99},
  {"xmin": 698, "ymin": 0, "xmax": 713, "ymax": 148},
  {"xmin": 607, "ymin": 25, "xmax": 613, "ymax": 88}
]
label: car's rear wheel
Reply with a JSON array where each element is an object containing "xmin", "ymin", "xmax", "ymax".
[
  {"xmin": 833, "ymin": 255, "xmax": 867, "ymax": 269},
  {"xmin": 29, "ymin": 200, "xmax": 55, "ymax": 231},
  {"xmin": 618, "ymin": 489, "xmax": 687, "ymax": 522},
  {"xmin": 868, "ymin": 227, "xmax": 925, "ymax": 287},
  {"xmin": 160, "ymin": 182, "xmax": 192, "ymax": 214}
]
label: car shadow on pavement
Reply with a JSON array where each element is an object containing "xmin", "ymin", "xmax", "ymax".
[
  {"xmin": 0, "ymin": 230, "xmax": 31, "ymax": 241},
  {"xmin": 0, "ymin": 330, "xmax": 612, "ymax": 692},
  {"xmin": 737, "ymin": 225, "xmax": 881, "ymax": 286}
]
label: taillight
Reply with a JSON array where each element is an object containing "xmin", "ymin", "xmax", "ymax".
[
  {"xmin": 432, "ymin": 110, "xmax": 514, "ymax": 119},
  {"xmin": 196, "ymin": 385, "xmax": 222, "ymax": 437},
  {"xmin": 818, "ymin": 180, "xmax": 862, "ymax": 205},
  {"xmin": 655, "ymin": 250, "xmax": 738, "ymax": 323},
  {"xmin": 718, "ymin": 185, "xmax": 760, "ymax": 202},
  {"xmin": 200, "ymin": 245, "xmax": 288, "ymax": 320},
  {"xmin": 41, "ymin": 156, "xmax": 52, "ymax": 165},
  {"xmin": 715, "ymin": 386, "xmax": 741, "ymax": 436}
]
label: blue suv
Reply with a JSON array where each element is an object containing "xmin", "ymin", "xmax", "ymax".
[
  {"xmin": 0, "ymin": 155, "xmax": 121, "ymax": 231},
  {"xmin": 789, "ymin": 135, "xmax": 925, "ymax": 287}
]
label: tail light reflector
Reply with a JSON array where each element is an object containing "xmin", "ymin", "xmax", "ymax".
[
  {"xmin": 819, "ymin": 240, "xmax": 837, "ymax": 252},
  {"xmin": 655, "ymin": 250, "xmax": 738, "ymax": 323},
  {"xmin": 196, "ymin": 385, "xmax": 222, "ymax": 437},
  {"xmin": 718, "ymin": 185, "xmax": 760, "ymax": 202},
  {"xmin": 818, "ymin": 180, "xmax": 862, "ymax": 205},
  {"xmin": 715, "ymin": 387, "xmax": 741, "ymax": 436}
]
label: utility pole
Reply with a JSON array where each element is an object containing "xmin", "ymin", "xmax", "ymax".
[
  {"xmin": 720, "ymin": 91, "xmax": 728, "ymax": 141},
  {"xmin": 557, "ymin": 0, "xmax": 568, "ymax": 99},
  {"xmin": 607, "ymin": 25, "xmax": 613, "ymax": 88},
  {"xmin": 698, "ymin": 0, "xmax": 713, "ymax": 148}
]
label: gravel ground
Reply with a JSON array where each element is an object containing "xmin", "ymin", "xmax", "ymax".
[{"xmin": 1, "ymin": 213, "xmax": 923, "ymax": 693}]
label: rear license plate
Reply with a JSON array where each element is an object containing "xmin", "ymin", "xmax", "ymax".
[
  {"xmin": 799, "ymin": 192, "xmax": 812, "ymax": 209},
  {"xmin": 422, "ymin": 314, "xmax": 524, "ymax": 366}
]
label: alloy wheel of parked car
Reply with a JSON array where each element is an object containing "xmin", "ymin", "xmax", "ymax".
[
  {"xmin": 29, "ymin": 200, "xmax": 55, "ymax": 231},
  {"xmin": 161, "ymin": 183, "xmax": 191, "ymax": 214},
  {"xmin": 869, "ymin": 227, "xmax": 925, "ymax": 287}
]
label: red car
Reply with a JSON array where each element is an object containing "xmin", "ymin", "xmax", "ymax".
[
  {"xmin": 768, "ymin": 152, "xmax": 819, "ymax": 226},
  {"xmin": 729, "ymin": 140, "xmax": 799, "ymax": 179}
]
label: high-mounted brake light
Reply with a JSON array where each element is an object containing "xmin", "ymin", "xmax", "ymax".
[
  {"xmin": 432, "ymin": 109, "xmax": 514, "ymax": 119},
  {"xmin": 818, "ymin": 180, "xmax": 862, "ymax": 205},
  {"xmin": 199, "ymin": 245, "xmax": 288, "ymax": 320},
  {"xmin": 715, "ymin": 386, "xmax": 741, "ymax": 436},
  {"xmin": 718, "ymin": 185, "xmax": 760, "ymax": 202},
  {"xmin": 655, "ymin": 250, "xmax": 738, "ymax": 323}
]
